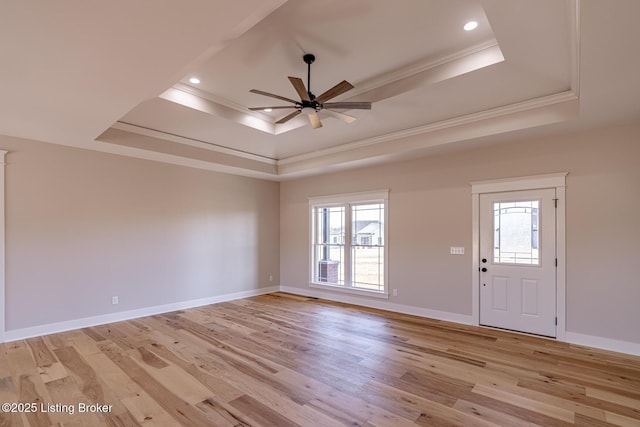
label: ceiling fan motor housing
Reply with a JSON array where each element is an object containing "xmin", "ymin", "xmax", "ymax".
[{"xmin": 296, "ymin": 100, "xmax": 322, "ymax": 112}]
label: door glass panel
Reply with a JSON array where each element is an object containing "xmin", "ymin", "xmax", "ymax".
[{"xmin": 493, "ymin": 200, "xmax": 539, "ymax": 265}]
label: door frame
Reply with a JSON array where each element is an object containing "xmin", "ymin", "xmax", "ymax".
[
  {"xmin": 471, "ymin": 172, "xmax": 567, "ymax": 340},
  {"xmin": 0, "ymin": 150, "xmax": 6, "ymax": 343}
]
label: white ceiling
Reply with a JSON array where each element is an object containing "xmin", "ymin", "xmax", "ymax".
[{"xmin": 2, "ymin": 0, "xmax": 640, "ymax": 180}]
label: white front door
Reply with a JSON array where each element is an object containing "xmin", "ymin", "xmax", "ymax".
[{"xmin": 479, "ymin": 188, "xmax": 557, "ymax": 337}]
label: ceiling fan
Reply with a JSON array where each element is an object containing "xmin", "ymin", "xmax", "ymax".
[{"xmin": 249, "ymin": 53, "xmax": 371, "ymax": 129}]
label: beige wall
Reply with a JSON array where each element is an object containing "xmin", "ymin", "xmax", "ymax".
[
  {"xmin": 3, "ymin": 121, "xmax": 639, "ymax": 346},
  {"xmin": 280, "ymin": 122, "xmax": 640, "ymax": 344},
  {"xmin": 2, "ymin": 135, "xmax": 280, "ymax": 331}
]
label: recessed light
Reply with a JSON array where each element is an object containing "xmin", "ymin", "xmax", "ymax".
[
  {"xmin": 189, "ymin": 77, "xmax": 200, "ymax": 84},
  {"xmin": 263, "ymin": 108, "xmax": 273, "ymax": 112},
  {"xmin": 464, "ymin": 21, "xmax": 478, "ymax": 31}
]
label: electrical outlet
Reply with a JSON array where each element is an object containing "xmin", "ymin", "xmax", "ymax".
[
  {"xmin": 111, "ymin": 296, "xmax": 119, "ymax": 305},
  {"xmin": 269, "ymin": 275, "xmax": 273, "ymax": 282},
  {"xmin": 450, "ymin": 246, "xmax": 465, "ymax": 255},
  {"xmin": 392, "ymin": 289, "xmax": 398, "ymax": 297}
]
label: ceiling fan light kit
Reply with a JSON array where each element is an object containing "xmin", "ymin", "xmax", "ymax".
[{"xmin": 249, "ymin": 53, "xmax": 372, "ymax": 129}]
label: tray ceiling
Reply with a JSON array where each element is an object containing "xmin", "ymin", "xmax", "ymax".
[{"xmin": 3, "ymin": 1, "xmax": 640, "ymax": 180}]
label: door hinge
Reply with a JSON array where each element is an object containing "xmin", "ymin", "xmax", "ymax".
[
  {"xmin": 555, "ymin": 258, "xmax": 558, "ymax": 267},
  {"xmin": 555, "ymin": 317, "xmax": 557, "ymax": 326},
  {"xmin": 553, "ymin": 198, "xmax": 558, "ymax": 208}
]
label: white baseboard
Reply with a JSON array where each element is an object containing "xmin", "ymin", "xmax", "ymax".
[
  {"xmin": 564, "ymin": 332, "xmax": 640, "ymax": 356},
  {"xmin": 3, "ymin": 286, "xmax": 279, "ymax": 342},
  {"xmin": 279, "ymin": 285, "xmax": 474, "ymax": 325},
  {"xmin": 7, "ymin": 284, "xmax": 639, "ymax": 358}
]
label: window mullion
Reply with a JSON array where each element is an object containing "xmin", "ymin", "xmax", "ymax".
[{"xmin": 344, "ymin": 203, "xmax": 352, "ymax": 287}]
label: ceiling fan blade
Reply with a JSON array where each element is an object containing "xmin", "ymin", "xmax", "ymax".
[
  {"xmin": 323, "ymin": 101, "xmax": 372, "ymax": 110},
  {"xmin": 323, "ymin": 109, "xmax": 356, "ymax": 124},
  {"xmin": 315, "ymin": 80, "xmax": 354, "ymax": 103},
  {"xmin": 288, "ymin": 77, "xmax": 310, "ymax": 102},
  {"xmin": 275, "ymin": 110, "xmax": 302, "ymax": 124},
  {"xmin": 307, "ymin": 112, "xmax": 323, "ymax": 129},
  {"xmin": 248, "ymin": 106, "xmax": 296, "ymax": 111},
  {"xmin": 249, "ymin": 89, "xmax": 298, "ymax": 104}
]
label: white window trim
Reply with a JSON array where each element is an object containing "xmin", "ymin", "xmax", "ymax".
[
  {"xmin": 308, "ymin": 282, "xmax": 390, "ymax": 299},
  {"xmin": 309, "ymin": 189, "xmax": 390, "ymax": 205},
  {"xmin": 470, "ymin": 172, "xmax": 567, "ymax": 341},
  {"xmin": 309, "ymin": 189, "xmax": 389, "ymax": 298}
]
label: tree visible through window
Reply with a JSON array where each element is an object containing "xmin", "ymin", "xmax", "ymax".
[{"xmin": 310, "ymin": 191, "xmax": 388, "ymax": 294}]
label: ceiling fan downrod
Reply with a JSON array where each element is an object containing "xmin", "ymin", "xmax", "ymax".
[{"xmin": 303, "ymin": 53, "xmax": 315, "ymax": 100}]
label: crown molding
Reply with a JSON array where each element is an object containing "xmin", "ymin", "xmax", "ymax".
[
  {"xmin": 158, "ymin": 87, "xmax": 276, "ymax": 134},
  {"xmin": 106, "ymin": 89, "xmax": 578, "ymax": 180},
  {"xmin": 172, "ymin": 82, "xmax": 271, "ymax": 121},
  {"xmin": 89, "ymin": 136, "xmax": 279, "ymax": 181},
  {"xmin": 346, "ymin": 39, "xmax": 502, "ymax": 101},
  {"xmin": 112, "ymin": 122, "xmax": 277, "ymax": 165},
  {"xmin": 278, "ymin": 90, "xmax": 578, "ymax": 167}
]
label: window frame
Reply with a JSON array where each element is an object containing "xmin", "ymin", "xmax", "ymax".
[{"xmin": 308, "ymin": 190, "xmax": 389, "ymax": 298}]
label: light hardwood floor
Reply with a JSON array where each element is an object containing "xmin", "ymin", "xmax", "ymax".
[{"xmin": 1, "ymin": 292, "xmax": 639, "ymax": 426}]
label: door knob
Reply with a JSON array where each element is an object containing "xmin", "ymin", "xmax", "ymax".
[
  {"xmin": 481, "ymin": 267, "xmax": 487, "ymax": 272},
  {"xmin": 482, "ymin": 258, "xmax": 487, "ymax": 263}
]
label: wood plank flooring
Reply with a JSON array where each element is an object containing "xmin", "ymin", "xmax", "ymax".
[{"xmin": 1, "ymin": 292, "xmax": 639, "ymax": 426}]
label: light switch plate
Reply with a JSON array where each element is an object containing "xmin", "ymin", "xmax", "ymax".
[{"xmin": 450, "ymin": 246, "xmax": 465, "ymax": 255}]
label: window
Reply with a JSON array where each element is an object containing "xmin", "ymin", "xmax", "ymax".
[
  {"xmin": 493, "ymin": 200, "xmax": 540, "ymax": 265},
  {"xmin": 309, "ymin": 190, "xmax": 388, "ymax": 296}
]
